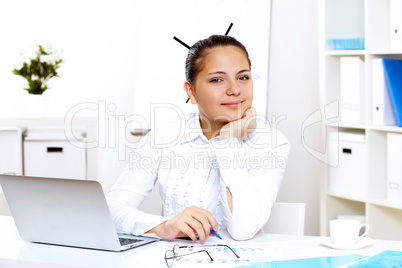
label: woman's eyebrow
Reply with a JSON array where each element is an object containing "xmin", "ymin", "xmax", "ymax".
[
  {"xmin": 206, "ymin": 69, "xmax": 250, "ymax": 76},
  {"xmin": 238, "ymin": 69, "xmax": 251, "ymax": 74},
  {"xmin": 206, "ymin": 71, "xmax": 226, "ymax": 76}
]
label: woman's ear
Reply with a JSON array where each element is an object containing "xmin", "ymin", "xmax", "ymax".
[{"xmin": 183, "ymin": 81, "xmax": 198, "ymax": 104}]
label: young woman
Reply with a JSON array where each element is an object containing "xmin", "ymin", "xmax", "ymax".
[{"xmin": 106, "ymin": 35, "xmax": 290, "ymax": 243}]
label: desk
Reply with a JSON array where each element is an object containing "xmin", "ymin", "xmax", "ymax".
[{"xmin": 1, "ymin": 216, "xmax": 402, "ymax": 268}]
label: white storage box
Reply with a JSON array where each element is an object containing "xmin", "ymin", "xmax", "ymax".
[
  {"xmin": 0, "ymin": 127, "xmax": 23, "ymax": 176},
  {"xmin": 24, "ymin": 128, "xmax": 86, "ymax": 180},
  {"xmin": 0, "ymin": 127, "xmax": 24, "ymax": 193},
  {"xmin": 387, "ymin": 133, "xmax": 402, "ymax": 203},
  {"xmin": 328, "ymin": 132, "xmax": 368, "ymax": 199}
]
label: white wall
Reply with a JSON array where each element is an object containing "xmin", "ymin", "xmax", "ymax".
[
  {"xmin": 0, "ymin": 0, "xmax": 142, "ymax": 191},
  {"xmin": 269, "ymin": 0, "xmax": 321, "ymax": 235},
  {"xmin": 0, "ymin": 0, "xmax": 140, "ymax": 118}
]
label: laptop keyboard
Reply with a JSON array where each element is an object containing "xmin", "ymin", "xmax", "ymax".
[{"xmin": 119, "ymin": 237, "xmax": 144, "ymax": 246}]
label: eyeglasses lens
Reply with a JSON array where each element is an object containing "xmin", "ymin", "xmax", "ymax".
[
  {"xmin": 165, "ymin": 250, "xmax": 174, "ymax": 267},
  {"xmin": 173, "ymin": 245, "xmax": 182, "ymax": 261}
]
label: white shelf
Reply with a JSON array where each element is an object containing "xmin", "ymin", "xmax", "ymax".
[
  {"xmin": 369, "ymin": 199, "xmax": 402, "ymax": 211},
  {"xmin": 325, "ymin": 50, "xmax": 402, "ymax": 56},
  {"xmin": 315, "ymin": 122, "xmax": 402, "ymax": 132},
  {"xmin": 327, "ymin": 192, "xmax": 366, "ymax": 203},
  {"xmin": 367, "ymin": 50, "xmax": 402, "ymax": 55},
  {"xmin": 325, "ymin": 50, "xmax": 365, "ymax": 56},
  {"xmin": 319, "ymin": 0, "xmax": 402, "ymax": 240},
  {"xmin": 368, "ymin": 125, "xmax": 402, "ymax": 133},
  {"xmin": 327, "ymin": 122, "xmax": 367, "ymax": 130}
]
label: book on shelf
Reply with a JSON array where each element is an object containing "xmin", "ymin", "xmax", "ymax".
[
  {"xmin": 382, "ymin": 59, "xmax": 402, "ymax": 127},
  {"xmin": 371, "ymin": 58, "xmax": 397, "ymax": 126},
  {"xmin": 340, "ymin": 57, "xmax": 365, "ymax": 124}
]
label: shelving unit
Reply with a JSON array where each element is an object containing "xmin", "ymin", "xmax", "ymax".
[
  {"xmin": 319, "ymin": 0, "xmax": 402, "ymax": 240},
  {"xmin": 0, "ymin": 116, "xmax": 98, "ymax": 216}
]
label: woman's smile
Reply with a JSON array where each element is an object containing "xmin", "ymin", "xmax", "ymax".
[{"xmin": 221, "ymin": 100, "xmax": 244, "ymax": 108}]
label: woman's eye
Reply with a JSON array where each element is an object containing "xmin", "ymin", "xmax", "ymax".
[
  {"xmin": 210, "ymin": 78, "xmax": 222, "ymax": 83},
  {"xmin": 239, "ymin": 75, "xmax": 249, "ymax": 81}
]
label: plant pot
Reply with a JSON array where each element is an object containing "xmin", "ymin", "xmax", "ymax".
[{"xmin": 24, "ymin": 94, "xmax": 47, "ymax": 116}]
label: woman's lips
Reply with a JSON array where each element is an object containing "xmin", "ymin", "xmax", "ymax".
[{"xmin": 221, "ymin": 101, "xmax": 243, "ymax": 108}]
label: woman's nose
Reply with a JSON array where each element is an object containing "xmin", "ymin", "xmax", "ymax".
[{"xmin": 226, "ymin": 79, "xmax": 240, "ymax": 96}]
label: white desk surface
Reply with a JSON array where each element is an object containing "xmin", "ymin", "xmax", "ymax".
[{"xmin": 1, "ymin": 215, "xmax": 402, "ymax": 268}]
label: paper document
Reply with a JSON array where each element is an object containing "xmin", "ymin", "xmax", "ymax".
[
  {"xmin": 171, "ymin": 238, "xmax": 331, "ymax": 267},
  {"xmin": 173, "ymin": 242, "xmax": 277, "ymax": 267}
]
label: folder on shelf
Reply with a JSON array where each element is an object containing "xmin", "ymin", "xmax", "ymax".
[
  {"xmin": 387, "ymin": 133, "xmax": 402, "ymax": 203},
  {"xmin": 371, "ymin": 59, "xmax": 397, "ymax": 126},
  {"xmin": 390, "ymin": 0, "xmax": 402, "ymax": 49},
  {"xmin": 328, "ymin": 38, "xmax": 365, "ymax": 50},
  {"xmin": 382, "ymin": 59, "xmax": 402, "ymax": 127},
  {"xmin": 340, "ymin": 57, "xmax": 365, "ymax": 124}
]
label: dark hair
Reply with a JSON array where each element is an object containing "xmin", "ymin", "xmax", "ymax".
[{"xmin": 185, "ymin": 35, "xmax": 251, "ymax": 85}]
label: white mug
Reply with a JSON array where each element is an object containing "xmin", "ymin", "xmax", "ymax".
[{"xmin": 330, "ymin": 219, "xmax": 369, "ymax": 247}]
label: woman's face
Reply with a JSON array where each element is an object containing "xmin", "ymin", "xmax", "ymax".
[{"xmin": 190, "ymin": 46, "xmax": 253, "ymax": 125}]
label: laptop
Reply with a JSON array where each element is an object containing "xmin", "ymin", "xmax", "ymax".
[{"xmin": 0, "ymin": 175, "xmax": 159, "ymax": 251}]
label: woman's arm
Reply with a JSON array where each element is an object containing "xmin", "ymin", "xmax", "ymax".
[
  {"xmin": 106, "ymin": 163, "xmax": 169, "ymax": 235},
  {"xmin": 219, "ymin": 107, "xmax": 257, "ymax": 213},
  {"xmin": 219, "ymin": 141, "xmax": 289, "ymax": 240},
  {"xmin": 106, "ymin": 131, "xmax": 171, "ymax": 235},
  {"xmin": 216, "ymin": 108, "xmax": 290, "ymax": 240}
]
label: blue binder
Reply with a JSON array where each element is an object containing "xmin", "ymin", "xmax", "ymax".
[
  {"xmin": 382, "ymin": 59, "xmax": 402, "ymax": 127},
  {"xmin": 235, "ymin": 255, "xmax": 367, "ymax": 268},
  {"xmin": 346, "ymin": 250, "xmax": 402, "ymax": 267}
]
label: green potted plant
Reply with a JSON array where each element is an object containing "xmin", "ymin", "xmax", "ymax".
[{"xmin": 13, "ymin": 44, "xmax": 64, "ymax": 95}]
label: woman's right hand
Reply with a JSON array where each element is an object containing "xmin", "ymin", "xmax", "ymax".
[
  {"xmin": 219, "ymin": 107, "xmax": 257, "ymax": 140},
  {"xmin": 147, "ymin": 206, "xmax": 218, "ymax": 244}
]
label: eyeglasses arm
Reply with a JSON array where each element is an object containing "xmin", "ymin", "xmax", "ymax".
[{"xmin": 178, "ymin": 250, "xmax": 213, "ymax": 261}]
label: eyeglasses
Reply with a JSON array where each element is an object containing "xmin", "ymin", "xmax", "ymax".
[{"xmin": 164, "ymin": 244, "xmax": 240, "ymax": 267}]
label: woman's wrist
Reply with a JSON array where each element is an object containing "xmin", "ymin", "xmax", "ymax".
[
  {"xmin": 219, "ymin": 107, "xmax": 256, "ymax": 140},
  {"xmin": 146, "ymin": 221, "xmax": 167, "ymax": 237}
]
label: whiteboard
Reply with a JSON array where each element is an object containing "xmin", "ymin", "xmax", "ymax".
[{"xmin": 131, "ymin": 0, "xmax": 272, "ymax": 132}]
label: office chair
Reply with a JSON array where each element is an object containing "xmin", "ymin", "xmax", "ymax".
[{"xmin": 263, "ymin": 202, "xmax": 306, "ymax": 236}]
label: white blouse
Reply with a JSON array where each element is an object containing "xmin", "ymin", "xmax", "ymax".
[{"xmin": 106, "ymin": 113, "xmax": 290, "ymax": 240}]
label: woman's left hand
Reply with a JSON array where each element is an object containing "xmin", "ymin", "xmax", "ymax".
[{"xmin": 219, "ymin": 107, "xmax": 257, "ymax": 140}]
